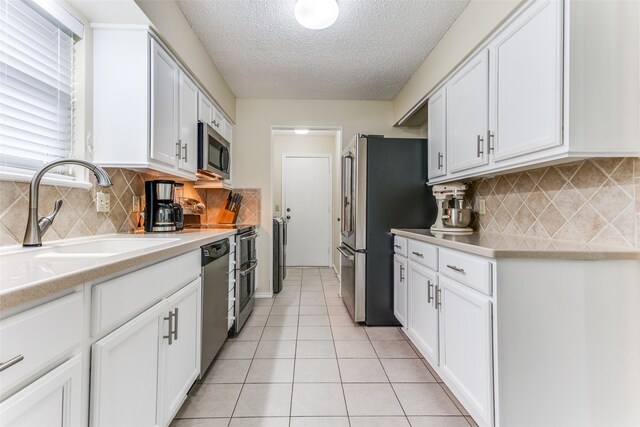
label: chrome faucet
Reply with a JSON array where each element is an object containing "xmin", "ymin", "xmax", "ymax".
[{"xmin": 23, "ymin": 159, "xmax": 113, "ymax": 247}]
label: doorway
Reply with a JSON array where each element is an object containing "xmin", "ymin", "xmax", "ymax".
[
  {"xmin": 282, "ymin": 155, "xmax": 331, "ymax": 266},
  {"xmin": 271, "ymin": 128, "xmax": 342, "ymax": 270}
]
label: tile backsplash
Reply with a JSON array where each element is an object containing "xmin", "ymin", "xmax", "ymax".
[
  {"xmin": 0, "ymin": 168, "xmax": 262, "ymax": 247},
  {"xmin": 0, "ymin": 168, "xmax": 148, "ymax": 247},
  {"xmin": 468, "ymin": 158, "xmax": 640, "ymax": 248}
]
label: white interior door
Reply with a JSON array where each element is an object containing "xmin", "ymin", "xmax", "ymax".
[{"xmin": 283, "ymin": 156, "xmax": 331, "ymax": 267}]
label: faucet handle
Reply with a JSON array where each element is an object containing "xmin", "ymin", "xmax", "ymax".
[{"xmin": 38, "ymin": 199, "xmax": 63, "ymax": 235}]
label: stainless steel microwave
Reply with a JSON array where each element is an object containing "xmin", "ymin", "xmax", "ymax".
[{"xmin": 198, "ymin": 121, "xmax": 230, "ymax": 179}]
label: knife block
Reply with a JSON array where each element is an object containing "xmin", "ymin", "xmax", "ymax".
[{"xmin": 216, "ymin": 201, "xmax": 238, "ymax": 224}]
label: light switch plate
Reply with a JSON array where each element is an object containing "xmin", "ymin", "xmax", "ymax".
[
  {"xmin": 478, "ymin": 197, "xmax": 486, "ymax": 215},
  {"xmin": 96, "ymin": 192, "xmax": 110, "ymax": 213}
]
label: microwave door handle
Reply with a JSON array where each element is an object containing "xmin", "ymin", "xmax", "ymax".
[{"xmin": 221, "ymin": 147, "xmax": 230, "ymax": 172}]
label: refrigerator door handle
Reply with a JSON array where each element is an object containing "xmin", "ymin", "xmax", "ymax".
[{"xmin": 336, "ymin": 246, "xmax": 355, "ymax": 261}]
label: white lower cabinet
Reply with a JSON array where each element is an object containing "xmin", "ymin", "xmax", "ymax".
[
  {"xmin": 407, "ymin": 261, "xmax": 439, "ymax": 365},
  {"xmin": 438, "ymin": 276, "xmax": 493, "ymax": 427},
  {"xmin": 0, "ymin": 355, "xmax": 82, "ymax": 427},
  {"xmin": 393, "ymin": 254, "xmax": 408, "ymax": 327},
  {"xmin": 91, "ymin": 278, "xmax": 201, "ymax": 427},
  {"xmin": 160, "ymin": 281, "xmax": 201, "ymax": 424},
  {"xmin": 399, "ymin": 236, "xmax": 494, "ymax": 427}
]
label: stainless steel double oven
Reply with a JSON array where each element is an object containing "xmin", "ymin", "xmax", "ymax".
[{"xmin": 234, "ymin": 226, "xmax": 258, "ymax": 333}]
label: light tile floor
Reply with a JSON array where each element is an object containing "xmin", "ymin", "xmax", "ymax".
[{"xmin": 173, "ymin": 267, "xmax": 479, "ymax": 427}]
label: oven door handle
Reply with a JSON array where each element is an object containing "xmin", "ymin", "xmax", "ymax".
[
  {"xmin": 336, "ymin": 246, "xmax": 355, "ymax": 261},
  {"xmin": 239, "ymin": 260, "xmax": 258, "ymax": 276},
  {"xmin": 239, "ymin": 232, "xmax": 258, "ymax": 242}
]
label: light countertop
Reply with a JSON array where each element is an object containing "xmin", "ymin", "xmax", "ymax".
[
  {"xmin": 391, "ymin": 229, "xmax": 640, "ymax": 260},
  {"xmin": 0, "ymin": 230, "xmax": 237, "ymax": 312}
]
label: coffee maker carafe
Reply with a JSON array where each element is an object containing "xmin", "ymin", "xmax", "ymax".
[{"xmin": 144, "ymin": 180, "xmax": 184, "ymax": 232}]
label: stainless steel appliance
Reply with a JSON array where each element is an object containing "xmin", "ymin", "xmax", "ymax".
[
  {"xmin": 198, "ymin": 121, "xmax": 230, "ymax": 179},
  {"xmin": 234, "ymin": 226, "xmax": 258, "ymax": 333},
  {"xmin": 272, "ymin": 217, "xmax": 287, "ymax": 293},
  {"xmin": 339, "ymin": 134, "xmax": 437, "ymax": 325},
  {"xmin": 144, "ymin": 180, "xmax": 184, "ymax": 232},
  {"xmin": 200, "ymin": 239, "xmax": 230, "ymax": 376}
]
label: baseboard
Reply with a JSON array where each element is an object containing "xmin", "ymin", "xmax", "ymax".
[{"xmin": 255, "ymin": 292, "xmax": 273, "ymax": 299}]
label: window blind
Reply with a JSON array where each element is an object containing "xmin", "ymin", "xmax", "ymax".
[{"xmin": 0, "ymin": 0, "xmax": 74, "ymax": 175}]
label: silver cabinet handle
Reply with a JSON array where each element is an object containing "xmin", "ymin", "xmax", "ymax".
[
  {"xmin": 399, "ymin": 264, "xmax": 405, "ymax": 282},
  {"xmin": 435, "ymin": 286, "xmax": 442, "ymax": 309},
  {"xmin": 0, "ymin": 355, "xmax": 24, "ymax": 372},
  {"xmin": 476, "ymin": 135, "xmax": 484, "ymax": 158},
  {"xmin": 446, "ymin": 264, "xmax": 465, "ymax": 273},
  {"xmin": 393, "ymin": 244, "xmax": 402, "ymax": 249},
  {"xmin": 164, "ymin": 310, "xmax": 174, "ymax": 345},
  {"xmin": 411, "ymin": 251, "xmax": 424, "ymax": 258},
  {"xmin": 427, "ymin": 280, "xmax": 434, "ymax": 304},
  {"xmin": 181, "ymin": 144, "xmax": 187, "ymax": 162},
  {"xmin": 437, "ymin": 152, "xmax": 443, "ymax": 170},
  {"xmin": 175, "ymin": 141, "xmax": 181, "ymax": 158},
  {"xmin": 173, "ymin": 307, "xmax": 179, "ymax": 341},
  {"xmin": 487, "ymin": 130, "xmax": 494, "ymax": 152}
]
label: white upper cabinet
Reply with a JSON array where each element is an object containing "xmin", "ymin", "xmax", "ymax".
[
  {"xmin": 425, "ymin": 0, "xmax": 639, "ymax": 184},
  {"xmin": 92, "ymin": 26, "xmax": 234, "ymax": 181},
  {"xmin": 178, "ymin": 71, "xmax": 199, "ymax": 174},
  {"xmin": 198, "ymin": 92, "xmax": 214, "ymax": 125},
  {"xmin": 150, "ymin": 39, "xmax": 179, "ymax": 168},
  {"xmin": 427, "ymin": 86, "xmax": 447, "ymax": 179},
  {"xmin": 489, "ymin": 0, "xmax": 562, "ymax": 162},
  {"xmin": 447, "ymin": 50, "xmax": 489, "ymax": 174}
]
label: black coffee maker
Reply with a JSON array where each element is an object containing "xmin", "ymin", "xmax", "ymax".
[{"xmin": 144, "ymin": 180, "xmax": 184, "ymax": 232}]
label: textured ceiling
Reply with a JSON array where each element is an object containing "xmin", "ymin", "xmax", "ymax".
[{"xmin": 176, "ymin": 0, "xmax": 470, "ymax": 100}]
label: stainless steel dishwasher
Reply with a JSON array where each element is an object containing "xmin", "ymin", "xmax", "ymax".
[{"xmin": 200, "ymin": 238, "xmax": 230, "ymax": 376}]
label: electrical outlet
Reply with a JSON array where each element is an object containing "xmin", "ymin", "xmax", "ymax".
[
  {"xmin": 96, "ymin": 192, "xmax": 110, "ymax": 213},
  {"xmin": 478, "ymin": 197, "xmax": 486, "ymax": 215},
  {"xmin": 132, "ymin": 195, "xmax": 141, "ymax": 213}
]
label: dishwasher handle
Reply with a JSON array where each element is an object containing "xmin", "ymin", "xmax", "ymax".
[{"xmin": 202, "ymin": 239, "xmax": 230, "ymax": 266}]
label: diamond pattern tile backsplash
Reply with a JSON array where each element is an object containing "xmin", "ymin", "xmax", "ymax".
[
  {"xmin": 0, "ymin": 168, "xmax": 261, "ymax": 247},
  {"xmin": 467, "ymin": 158, "xmax": 640, "ymax": 248}
]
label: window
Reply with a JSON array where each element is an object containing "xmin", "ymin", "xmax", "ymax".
[{"xmin": 0, "ymin": 0, "xmax": 83, "ymax": 181}]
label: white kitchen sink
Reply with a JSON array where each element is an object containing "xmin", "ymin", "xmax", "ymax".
[{"xmin": 33, "ymin": 238, "xmax": 180, "ymax": 259}]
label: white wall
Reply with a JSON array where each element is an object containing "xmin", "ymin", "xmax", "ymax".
[
  {"xmin": 392, "ymin": 0, "xmax": 523, "ymax": 124},
  {"xmin": 233, "ymin": 99, "xmax": 420, "ymax": 295},
  {"xmin": 272, "ymin": 133, "xmax": 341, "ymax": 270}
]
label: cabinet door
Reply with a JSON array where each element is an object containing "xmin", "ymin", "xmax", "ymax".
[
  {"xmin": 91, "ymin": 301, "xmax": 164, "ymax": 427},
  {"xmin": 0, "ymin": 355, "xmax": 82, "ymax": 427},
  {"xmin": 447, "ymin": 50, "xmax": 489, "ymax": 173},
  {"xmin": 160, "ymin": 279, "xmax": 201, "ymax": 426},
  {"xmin": 211, "ymin": 106, "xmax": 224, "ymax": 135},
  {"xmin": 407, "ymin": 262, "xmax": 439, "ymax": 365},
  {"xmin": 489, "ymin": 0, "xmax": 563, "ymax": 162},
  {"xmin": 427, "ymin": 86, "xmax": 447, "ymax": 179},
  {"xmin": 438, "ymin": 276, "xmax": 493, "ymax": 427},
  {"xmin": 224, "ymin": 119, "xmax": 233, "ymax": 144},
  {"xmin": 178, "ymin": 71, "xmax": 199, "ymax": 173},
  {"xmin": 393, "ymin": 255, "xmax": 408, "ymax": 327},
  {"xmin": 198, "ymin": 92, "xmax": 213, "ymax": 125},
  {"xmin": 150, "ymin": 39, "xmax": 179, "ymax": 167}
]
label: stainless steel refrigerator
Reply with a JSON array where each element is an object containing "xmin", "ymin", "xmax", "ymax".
[{"xmin": 338, "ymin": 134, "xmax": 437, "ymax": 325}]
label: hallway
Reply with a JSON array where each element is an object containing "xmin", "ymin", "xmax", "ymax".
[{"xmin": 172, "ymin": 267, "xmax": 477, "ymax": 427}]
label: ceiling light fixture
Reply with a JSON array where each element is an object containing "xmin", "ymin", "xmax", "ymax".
[
  {"xmin": 294, "ymin": 0, "xmax": 339, "ymax": 30},
  {"xmin": 294, "ymin": 129, "xmax": 310, "ymax": 135}
]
